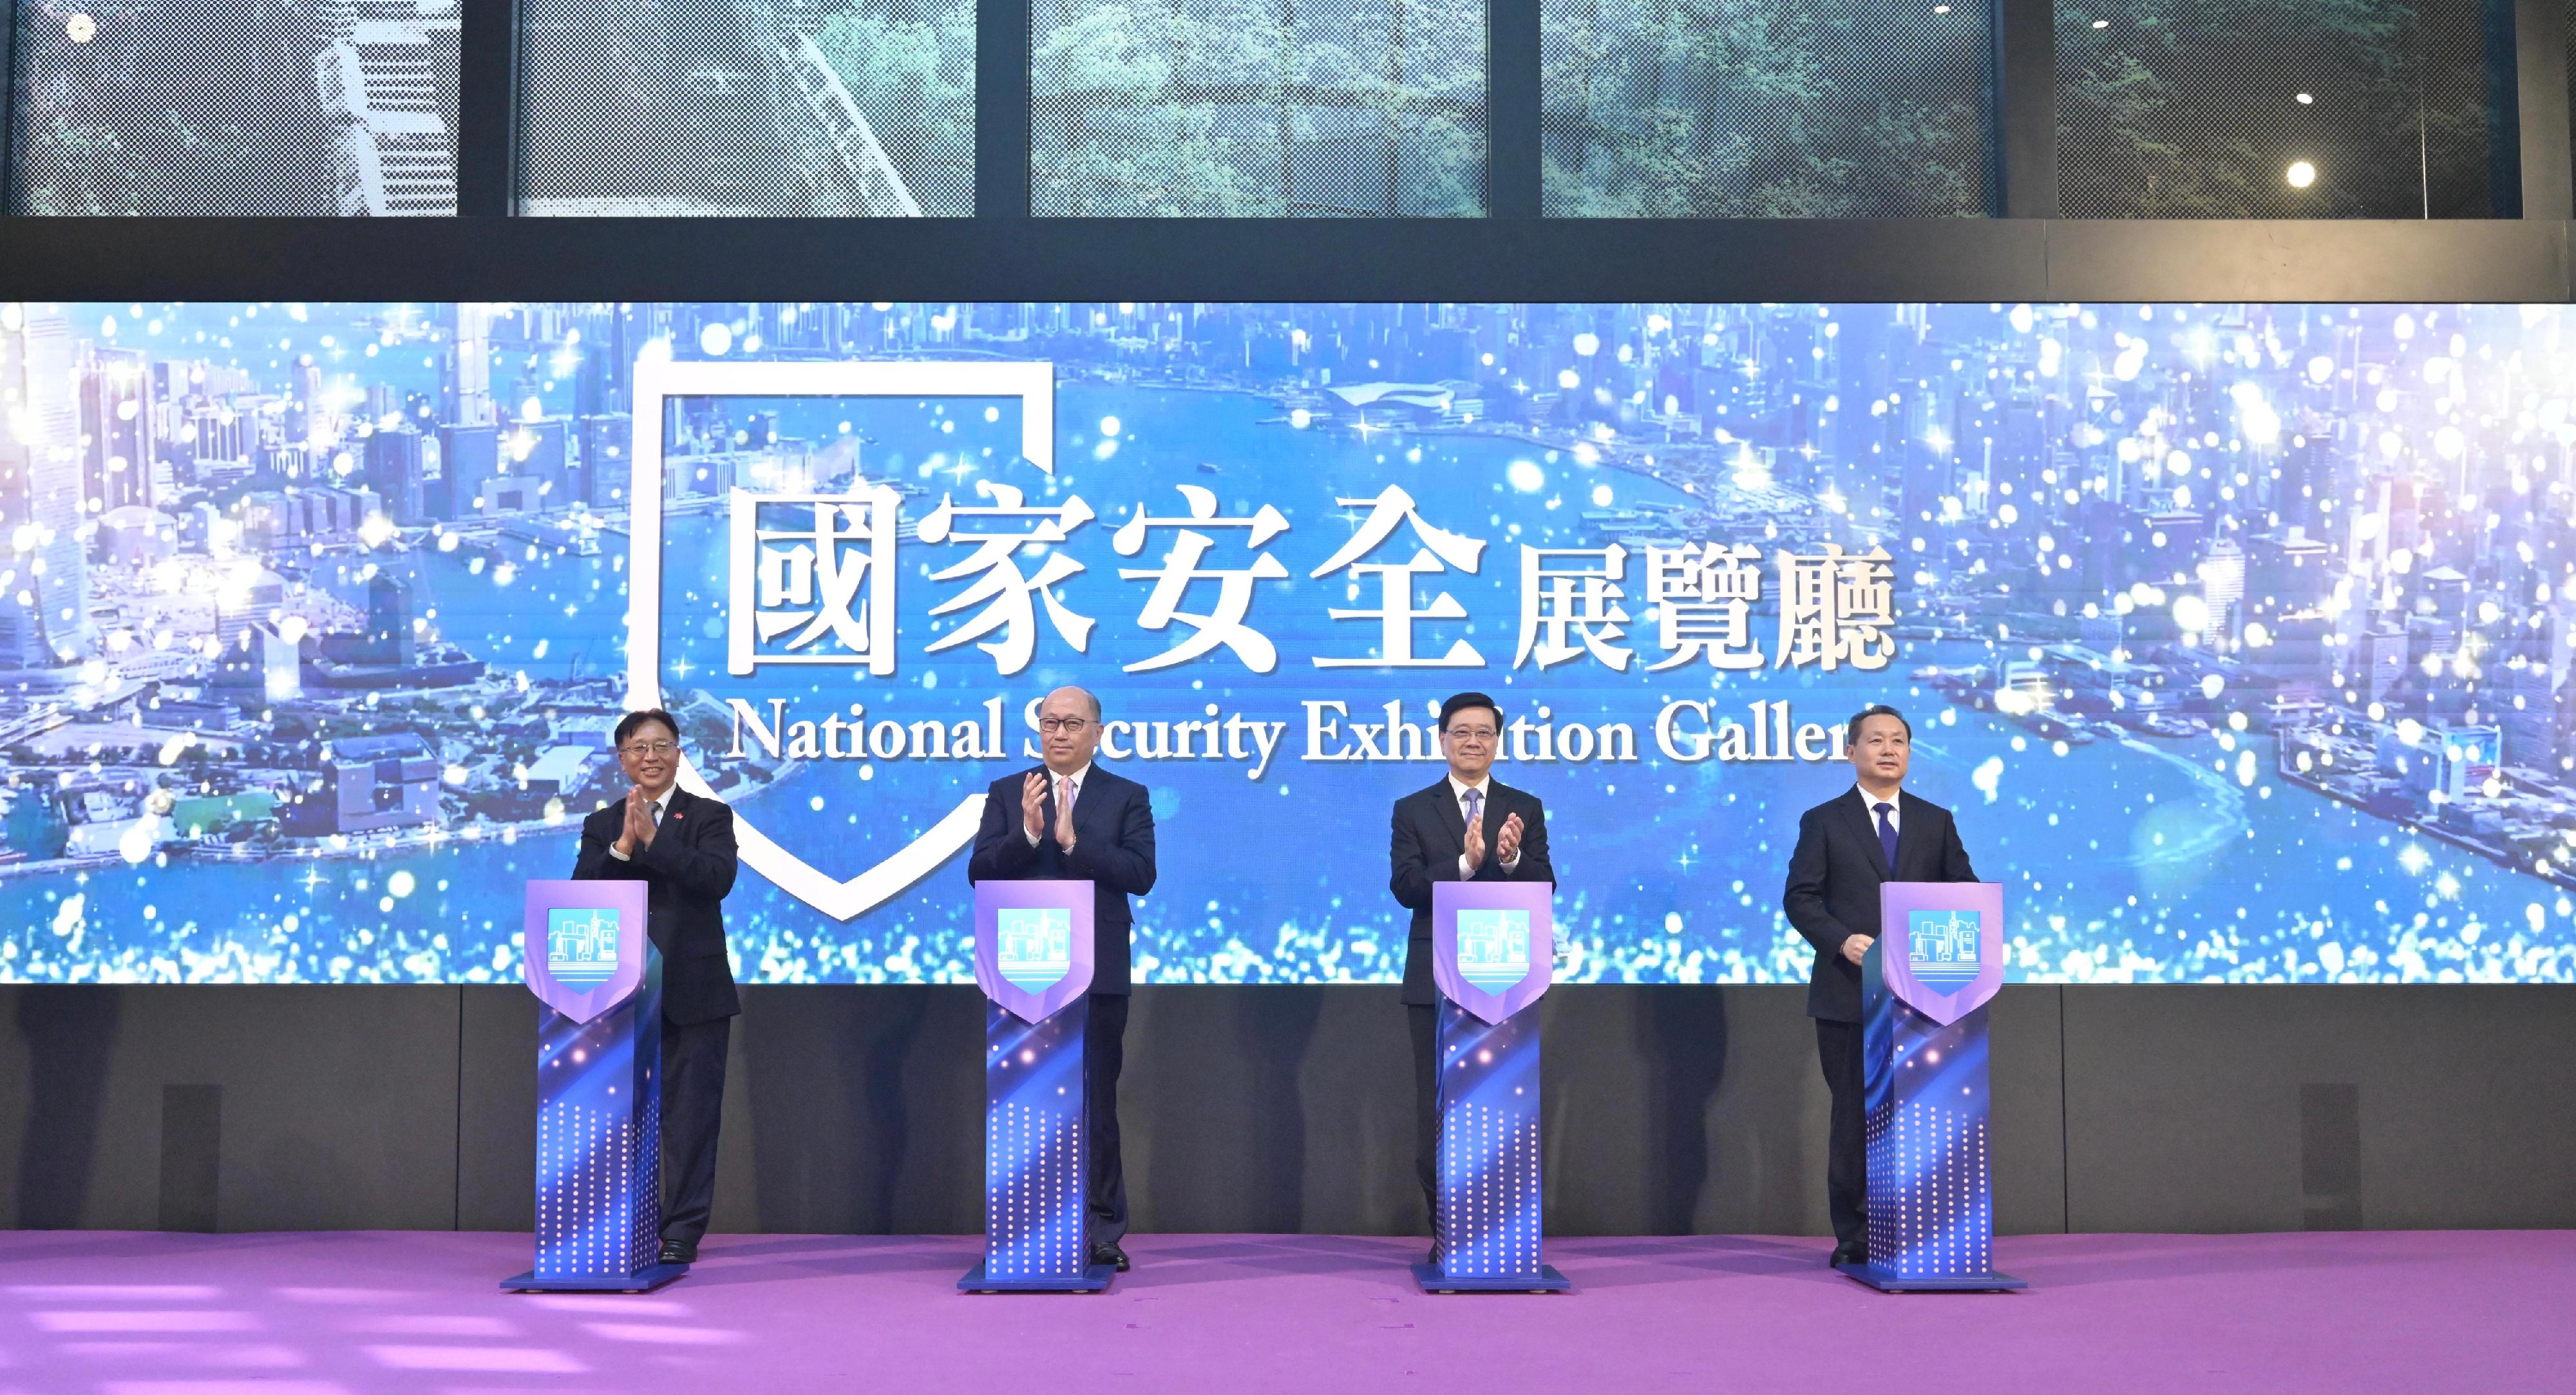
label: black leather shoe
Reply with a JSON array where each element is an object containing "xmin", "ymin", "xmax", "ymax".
[
  {"xmin": 659, "ymin": 1239, "xmax": 698, "ymax": 1266},
  {"xmin": 1091, "ymin": 1244, "xmax": 1130, "ymax": 1273},
  {"xmin": 1828, "ymin": 1241, "xmax": 1866, "ymax": 1267}
]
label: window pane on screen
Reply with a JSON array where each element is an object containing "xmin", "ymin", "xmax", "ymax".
[
  {"xmin": 515, "ymin": 0, "xmax": 974, "ymax": 216},
  {"xmin": 2056, "ymin": 0, "xmax": 2502, "ymax": 218},
  {"xmin": 1030, "ymin": 0, "xmax": 1488, "ymax": 216},
  {"xmin": 10, "ymin": 0, "xmax": 460, "ymax": 215},
  {"xmin": 1539, "ymin": 0, "xmax": 1989, "ymax": 218}
]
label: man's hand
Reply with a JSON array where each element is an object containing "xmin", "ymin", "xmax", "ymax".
[
  {"xmin": 1841, "ymin": 933, "xmax": 1875, "ymax": 966},
  {"xmin": 620, "ymin": 787, "xmax": 656, "ymax": 854},
  {"xmin": 1461, "ymin": 810, "xmax": 1486, "ymax": 875},
  {"xmin": 1053, "ymin": 788, "xmax": 1076, "ymax": 852},
  {"xmin": 1494, "ymin": 811, "xmax": 1524, "ymax": 866},
  {"xmin": 1021, "ymin": 771, "xmax": 1047, "ymax": 841}
]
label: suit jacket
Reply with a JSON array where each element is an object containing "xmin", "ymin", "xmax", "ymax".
[
  {"xmin": 1388, "ymin": 776, "xmax": 1555, "ymax": 1007},
  {"xmin": 966, "ymin": 764, "xmax": 1157, "ymax": 996},
  {"xmin": 572, "ymin": 786, "xmax": 742, "ymax": 1027},
  {"xmin": 1781, "ymin": 787, "xmax": 1979, "ymax": 1023}
]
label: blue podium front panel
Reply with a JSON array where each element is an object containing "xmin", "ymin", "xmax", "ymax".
[
  {"xmin": 1861, "ymin": 998, "xmax": 1995, "ymax": 1282},
  {"xmin": 533, "ymin": 972, "xmax": 664, "ymax": 1282},
  {"xmin": 1433, "ymin": 1000, "xmax": 1547, "ymax": 1282},
  {"xmin": 981, "ymin": 999, "xmax": 1089, "ymax": 1284}
]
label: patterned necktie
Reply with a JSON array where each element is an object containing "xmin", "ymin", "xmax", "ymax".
[
  {"xmin": 1463, "ymin": 786, "xmax": 1483, "ymax": 834},
  {"xmin": 1057, "ymin": 775, "xmax": 1075, "ymax": 824},
  {"xmin": 1874, "ymin": 801, "xmax": 1897, "ymax": 871}
]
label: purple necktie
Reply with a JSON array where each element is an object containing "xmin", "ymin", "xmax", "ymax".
[
  {"xmin": 1463, "ymin": 787, "xmax": 1483, "ymax": 835},
  {"xmin": 1874, "ymin": 801, "xmax": 1898, "ymax": 871}
]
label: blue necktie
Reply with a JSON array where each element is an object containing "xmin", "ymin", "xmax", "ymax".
[
  {"xmin": 1463, "ymin": 787, "xmax": 1483, "ymax": 835},
  {"xmin": 1874, "ymin": 801, "xmax": 1897, "ymax": 871}
]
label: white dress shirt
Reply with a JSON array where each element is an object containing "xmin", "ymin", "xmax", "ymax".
[
  {"xmin": 1857, "ymin": 784, "xmax": 1901, "ymax": 835},
  {"xmin": 1448, "ymin": 773, "xmax": 1521, "ymax": 877},
  {"xmin": 1026, "ymin": 762, "xmax": 1094, "ymax": 846},
  {"xmin": 605, "ymin": 787, "xmax": 674, "ymax": 860}
]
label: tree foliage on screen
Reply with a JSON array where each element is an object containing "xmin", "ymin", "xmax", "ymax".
[
  {"xmin": 1031, "ymin": 0, "xmax": 1486, "ymax": 215},
  {"xmin": 2055, "ymin": 0, "xmax": 2497, "ymax": 218},
  {"xmin": 812, "ymin": 0, "xmax": 980, "ymax": 214},
  {"xmin": 1539, "ymin": 0, "xmax": 1986, "ymax": 217}
]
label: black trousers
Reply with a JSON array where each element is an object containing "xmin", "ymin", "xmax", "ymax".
[
  {"xmin": 1087, "ymin": 993, "xmax": 1130, "ymax": 1248},
  {"xmin": 1814, "ymin": 1018, "xmax": 1866, "ymax": 1248},
  {"xmin": 1407, "ymin": 1001, "xmax": 1438, "ymax": 1229},
  {"xmin": 661, "ymin": 1014, "xmax": 730, "ymax": 1248}
]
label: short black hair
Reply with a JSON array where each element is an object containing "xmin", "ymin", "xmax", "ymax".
[
  {"xmin": 1846, "ymin": 704, "xmax": 1911, "ymax": 746},
  {"xmin": 614, "ymin": 708, "xmax": 681, "ymax": 748},
  {"xmin": 1439, "ymin": 691, "xmax": 1504, "ymax": 732}
]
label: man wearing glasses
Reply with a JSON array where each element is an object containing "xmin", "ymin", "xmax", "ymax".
[
  {"xmin": 1387, "ymin": 691, "xmax": 1553, "ymax": 1246},
  {"xmin": 573, "ymin": 707, "xmax": 741, "ymax": 1268},
  {"xmin": 967, "ymin": 686, "xmax": 1159, "ymax": 1273}
]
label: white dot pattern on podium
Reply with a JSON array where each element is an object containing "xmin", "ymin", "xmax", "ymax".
[
  {"xmin": 536, "ymin": 1103, "xmax": 632, "ymax": 1280},
  {"xmin": 1865, "ymin": 1097, "xmax": 1993, "ymax": 1278},
  {"xmin": 986, "ymin": 1099, "xmax": 1085, "ymax": 1279},
  {"xmin": 1437, "ymin": 1099, "xmax": 1543, "ymax": 1278},
  {"xmin": 630, "ymin": 1088, "xmax": 663, "ymax": 1271}
]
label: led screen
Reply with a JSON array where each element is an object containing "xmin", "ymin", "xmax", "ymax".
[{"xmin": 0, "ymin": 301, "xmax": 2566, "ymax": 985}]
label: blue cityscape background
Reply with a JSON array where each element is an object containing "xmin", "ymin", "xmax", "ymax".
[{"xmin": 0, "ymin": 301, "xmax": 2570, "ymax": 986}]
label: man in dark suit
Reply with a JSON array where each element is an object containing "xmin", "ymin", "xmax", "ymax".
[
  {"xmin": 967, "ymin": 685, "xmax": 1157, "ymax": 1273},
  {"xmin": 1783, "ymin": 703, "xmax": 1979, "ymax": 1267},
  {"xmin": 1387, "ymin": 691, "xmax": 1554, "ymax": 1238},
  {"xmin": 572, "ymin": 707, "xmax": 740, "ymax": 1267}
]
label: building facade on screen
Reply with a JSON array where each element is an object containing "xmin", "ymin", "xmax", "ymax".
[{"xmin": 0, "ymin": 301, "xmax": 2569, "ymax": 989}]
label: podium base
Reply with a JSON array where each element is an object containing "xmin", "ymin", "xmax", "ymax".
[
  {"xmin": 501, "ymin": 1264, "xmax": 688, "ymax": 1293},
  {"xmin": 1834, "ymin": 1261, "xmax": 2025, "ymax": 1293},
  {"xmin": 1410, "ymin": 1261, "xmax": 1571, "ymax": 1295},
  {"xmin": 957, "ymin": 1261, "xmax": 1117, "ymax": 1293}
]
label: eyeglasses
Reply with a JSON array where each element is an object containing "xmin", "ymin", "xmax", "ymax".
[
  {"xmin": 1037, "ymin": 717, "xmax": 1091, "ymax": 734},
  {"xmin": 1445, "ymin": 727, "xmax": 1497, "ymax": 742},
  {"xmin": 620, "ymin": 740, "xmax": 679, "ymax": 757}
]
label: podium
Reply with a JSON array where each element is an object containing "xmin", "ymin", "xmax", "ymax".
[
  {"xmin": 1412, "ymin": 880, "xmax": 1570, "ymax": 1294},
  {"xmin": 504, "ymin": 879, "xmax": 685, "ymax": 1293},
  {"xmin": 959, "ymin": 879, "xmax": 1116, "ymax": 1293},
  {"xmin": 1839, "ymin": 880, "xmax": 2026, "ymax": 1293}
]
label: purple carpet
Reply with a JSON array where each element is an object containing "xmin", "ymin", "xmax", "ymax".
[{"xmin": 0, "ymin": 1229, "xmax": 2564, "ymax": 1394}]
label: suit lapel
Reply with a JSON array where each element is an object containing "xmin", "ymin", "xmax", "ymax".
[
  {"xmin": 1070, "ymin": 767, "xmax": 1112, "ymax": 845},
  {"xmin": 1891, "ymin": 792, "xmax": 1924, "ymax": 879},
  {"xmin": 1430, "ymin": 778, "xmax": 1468, "ymax": 852},
  {"xmin": 1486, "ymin": 779, "xmax": 1525, "ymax": 842},
  {"xmin": 1837, "ymin": 788, "xmax": 1890, "ymax": 880}
]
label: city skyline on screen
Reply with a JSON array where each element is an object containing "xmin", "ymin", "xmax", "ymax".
[{"xmin": 0, "ymin": 300, "xmax": 2568, "ymax": 986}]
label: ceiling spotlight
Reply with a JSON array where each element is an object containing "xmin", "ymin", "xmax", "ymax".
[
  {"xmin": 2286, "ymin": 160, "xmax": 2318, "ymax": 189},
  {"xmin": 2296, "ymin": 92, "xmax": 2313, "ymax": 104},
  {"xmin": 2091, "ymin": 17, "xmax": 2108, "ymax": 26}
]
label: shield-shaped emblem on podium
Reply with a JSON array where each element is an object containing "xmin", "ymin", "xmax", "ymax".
[
  {"xmin": 524, "ymin": 880, "xmax": 650, "ymax": 1023},
  {"xmin": 1433, "ymin": 881, "xmax": 1554, "ymax": 1025},
  {"xmin": 974, "ymin": 880, "xmax": 1095, "ymax": 1023},
  {"xmin": 1879, "ymin": 881, "xmax": 2007, "ymax": 1026}
]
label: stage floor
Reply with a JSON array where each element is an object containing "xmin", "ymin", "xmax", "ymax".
[{"xmin": 0, "ymin": 1229, "xmax": 2564, "ymax": 1393}]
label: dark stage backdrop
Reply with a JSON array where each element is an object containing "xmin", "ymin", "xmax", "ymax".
[{"xmin": 0, "ymin": 983, "xmax": 2570, "ymax": 1236}]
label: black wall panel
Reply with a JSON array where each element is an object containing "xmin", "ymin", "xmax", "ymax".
[
  {"xmin": 456, "ymin": 984, "xmax": 536, "ymax": 1231},
  {"xmin": 0, "ymin": 982, "xmax": 2563, "ymax": 1236},
  {"xmin": 0, "ymin": 986, "xmax": 459, "ymax": 1231},
  {"xmin": 2062, "ymin": 985, "xmax": 2576, "ymax": 1232}
]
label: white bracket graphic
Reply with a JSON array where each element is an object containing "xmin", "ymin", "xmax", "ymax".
[{"xmin": 625, "ymin": 357, "xmax": 1052, "ymax": 920}]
